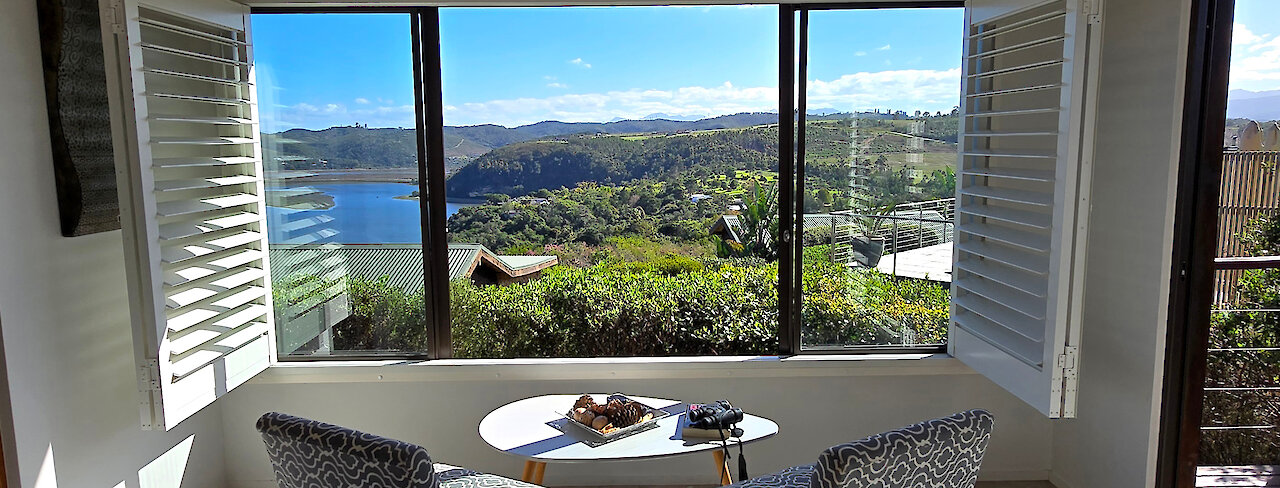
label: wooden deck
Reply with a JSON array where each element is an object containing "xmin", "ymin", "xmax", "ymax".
[{"xmin": 1198, "ymin": 466, "xmax": 1280, "ymax": 487}]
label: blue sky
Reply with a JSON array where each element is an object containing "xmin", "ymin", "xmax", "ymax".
[
  {"xmin": 1229, "ymin": 0, "xmax": 1280, "ymax": 94},
  {"xmin": 254, "ymin": 7, "xmax": 963, "ymax": 131}
]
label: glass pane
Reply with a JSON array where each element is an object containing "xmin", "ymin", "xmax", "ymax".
[
  {"xmin": 799, "ymin": 8, "xmax": 963, "ymax": 350},
  {"xmin": 440, "ymin": 6, "xmax": 779, "ymax": 358},
  {"xmin": 1198, "ymin": 0, "xmax": 1280, "ymax": 466},
  {"xmin": 254, "ymin": 14, "xmax": 429, "ymax": 357}
]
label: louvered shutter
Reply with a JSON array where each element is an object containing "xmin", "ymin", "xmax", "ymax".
[
  {"xmin": 107, "ymin": 0, "xmax": 274, "ymax": 430},
  {"xmin": 950, "ymin": 0, "xmax": 1101, "ymax": 418}
]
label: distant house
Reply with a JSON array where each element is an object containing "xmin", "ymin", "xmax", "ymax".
[
  {"xmin": 270, "ymin": 243, "xmax": 558, "ymax": 292},
  {"xmin": 690, "ymin": 193, "xmax": 713, "ymax": 203}
]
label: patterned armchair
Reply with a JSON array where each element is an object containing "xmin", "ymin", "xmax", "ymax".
[
  {"xmin": 256, "ymin": 412, "xmax": 545, "ymax": 488},
  {"xmin": 726, "ymin": 409, "xmax": 994, "ymax": 488}
]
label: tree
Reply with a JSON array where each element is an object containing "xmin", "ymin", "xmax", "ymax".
[
  {"xmin": 717, "ymin": 182, "xmax": 779, "ymax": 260},
  {"xmin": 1201, "ymin": 214, "xmax": 1280, "ymax": 465}
]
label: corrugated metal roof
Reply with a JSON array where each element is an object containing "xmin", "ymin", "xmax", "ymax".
[{"xmin": 270, "ymin": 243, "xmax": 557, "ymax": 293}]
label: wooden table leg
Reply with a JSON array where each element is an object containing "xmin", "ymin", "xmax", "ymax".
[
  {"xmin": 712, "ymin": 450, "xmax": 732, "ymax": 486},
  {"xmin": 533, "ymin": 462, "xmax": 546, "ymax": 484},
  {"xmin": 521, "ymin": 461, "xmax": 536, "ymax": 482},
  {"xmin": 522, "ymin": 461, "xmax": 547, "ymax": 484}
]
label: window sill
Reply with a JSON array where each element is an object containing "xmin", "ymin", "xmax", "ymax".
[{"xmin": 252, "ymin": 353, "xmax": 975, "ymax": 384}]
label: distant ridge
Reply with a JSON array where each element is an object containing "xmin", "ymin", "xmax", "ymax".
[{"xmin": 264, "ymin": 112, "xmax": 784, "ymax": 165}]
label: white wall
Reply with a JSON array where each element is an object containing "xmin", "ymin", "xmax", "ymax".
[
  {"xmin": 1050, "ymin": 0, "xmax": 1192, "ymax": 486},
  {"xmin": 0, "ymin": 1, "xmax": 227, "ymax": 486},
  {"xmin": 219, "ymin": 359, "xmax": 1054, "ymax": 487}
]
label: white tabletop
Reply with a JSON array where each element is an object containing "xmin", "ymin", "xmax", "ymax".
[{"xmin": 478, "ymin": 394, "xmax": 779, "ymax": 463}]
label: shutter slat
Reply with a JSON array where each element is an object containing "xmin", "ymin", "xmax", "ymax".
[
  {"xmin": 959, "ymin": 203, "xmax": 1053, "ymax": 229},
  {"xmin": 170, "ymin": 322, "xmax": 269, "ymax": 380},
  {"xmin": 967, "ymin": 59, "xmax": 1065, "ymax": 79},
  {"xmin": 960, "ymin": 186, "xmax": 1054, "ymax": 207},
  {"xmin": 156, "ymin": 193, "xmax": 259, "ymax": 218},
  {"xmin": 138, "ymin": 17, "xmax": 245, "ymax": 46},
  {"xmin": 139, "ymin": 42, "xmax": 248, "ymax": 66},
  {"xmin": 957, "ymin": 221, "xmax": 1050, "ymax": 252},
  {"xmin": 143, "ymin": 67, "xmax": 243, "ymax": 86},
  {"xmin": 147, "ymin": 92, "xmax": 250, "ymax": 106},
  {"xmin": 954, "ymin": 258, "xmax": 1049, "ymax": 298},
  {"xmin": 953, "ymin": 310, "xmax": 1043, "ymax": 368},
  {"xmin": 964, "ymin": 107, "xmax": 1060, "ymax": 118},
  {"xmin": 955, "ymin": 275, "xmax": 1046, "ymax": 320},
  {"xmin": 150, "ymin": 115, "xmax": 255, "ymax": 125},
  {"xmin": 954, "ymin": 293, "xmax": 1045, "ymax": 343},
  {"xmin": 967, "ymin": 8, "xmax": 1066, "ymax": 40},
  {"xmin": 167, "ymin": 302, "xmax": 265, "ymax": 336},
  {"xmin": 964, "ymin": 149, "xmax": 1058, "ymax": 159},
  {"xmin": 967, "ymin": 35, "xmax": 1065, "ymax": 61},
  {"xmin": 155, "ymin": 175, "xmax": 258, "ymax": 192},
  {"xmin": 159, "ymin": 212, "xmax": 260, "ymax": 240},
  {"xmin": 955, "ymin": 240, "xmax": 1049, "ymax": 275},
  {"xmin": 153, "ymin": 156, "xmax": 258, "ymax": 168},
  {"xmin": 962, "ymin": 167, "xmax": 1055, "ymax": 182}
]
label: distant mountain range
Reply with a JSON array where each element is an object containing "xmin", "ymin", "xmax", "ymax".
[
  {"xmin": 1227, "ymin": 89, "xmax": 1280, "ymax": 122},
  {"xmin": 263, "ymin": 112, "xmax": 783, "ymax": 167}
]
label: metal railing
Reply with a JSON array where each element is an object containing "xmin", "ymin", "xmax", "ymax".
[
  {"xmin": 1200, "ymin": 255, "xmax": 1280, "ymax": 466},
  {"xmin": 814, "ymin": 198, "xmax": 956, "ymax": 266}
]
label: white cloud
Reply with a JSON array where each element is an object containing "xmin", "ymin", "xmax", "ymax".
[
  {"xmin": 1234, "ymin": 23, "xmax": 1270, "ymax": 48},
  {"xmin": 265, "ymin": 70, "xmax": 962, "ymax": 130},
  {"xmin": 442, "ymin": 69, "xmax": 959, "ymax": 127},
  {"xmin": 877, "ymin": 44, "xmax": 891, "ymax": 51},
  {"xmin": 263, "ymin": 102, "xmax": 416, "ymax": 132},
  {"xmin": 570, "ymin": 58, "xmax": 593, "ymax": 69},
  {"xmin": 855, "ymin": 51, "xmax": 867, "ymax": 57},
  {"xmin": 1230, "ymin": 22, "xmax": 1280, "ymax": 91},
  {"xmin": 547, "ymin": 82, "xmax": 568, "ymax": 88},
  {"xmin": 354, "ymin": 97, "xmax": 370, "ymax": 104}
]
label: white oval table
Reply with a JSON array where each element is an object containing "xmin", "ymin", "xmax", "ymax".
[{"xmin": 478, "ymin": 394, "xmax": 779, "ymax": 486}]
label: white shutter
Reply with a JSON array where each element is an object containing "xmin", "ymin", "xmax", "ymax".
[
  {"xmin": 950, "ymin": 0, "xmax": 1101, "ymax": 418},
  {"xmin": 106, "ymin": 0, "xmax": 274, "ymax": 430}
]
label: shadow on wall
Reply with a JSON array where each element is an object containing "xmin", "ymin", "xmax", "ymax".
[{"xmin": 32, "ymin": 435, "xmax": 195, "ymax": 488}]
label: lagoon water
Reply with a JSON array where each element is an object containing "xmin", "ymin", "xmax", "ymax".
[{"xmin": 266, "ymin": 182, "xmax": 470, "ymax": 244}]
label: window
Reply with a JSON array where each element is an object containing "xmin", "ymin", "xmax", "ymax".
[
  {"xmin": 108, "ymin": 0, "xmax": 1101, "ymax": 429},
  {"xmin": 254, "ymin": 13, "xmax": 431, "ymax": 358},
  {"xmin": 796, "ymin": 7, "xmax": 963, "ymax": 351},
  {"xmin": 439, "ymin": 6, "xmax": 780, "ymax": 358}
]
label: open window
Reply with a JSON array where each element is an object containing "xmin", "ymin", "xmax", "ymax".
[{"xmin": 949, "ymin": 0, "xmax": 1103, "ymax": 418}]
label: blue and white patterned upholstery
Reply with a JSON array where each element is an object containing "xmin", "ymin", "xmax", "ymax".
[
  {"xmin": 810, "ymin": 409, "xmax": 995, "ymax": 488},
  {"xmin": 725, "ymin": 463, "xmax": 816, "ymax": 488},
  {"xmin": 256, "ymin": 412, "xmax": 543, "ymax": 488},
  {"xmin": 726, "ymin": 410, "xmax": 994, "ymax": 488}
]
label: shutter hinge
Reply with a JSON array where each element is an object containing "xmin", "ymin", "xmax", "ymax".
[
  {"xmin": 1055, "ymin": 345, "xmax": 1080, "ymax": 417},
  {"xmin": 1083, "ymin": 0, "xmax": 1103, "ymax": 25},
  {"xmin": 108, "ymin": 0, "xmax": 126, "ymax": 35},
  {"xmin": 1055, "ymin": 345, "xmax": 1079, "ymax": 375},
  {"xmin": 138, "ymin": 359, "xmax": 161, "ymax": 391}
]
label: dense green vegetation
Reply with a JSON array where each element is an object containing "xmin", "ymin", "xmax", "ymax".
[
  {"xmin": 296, "ymin": 243, "xmax": 949, "ymax": 357},
  {"xmin": 1201, "ymin": 214, "xmax": 1280, "ymax": 465},
  {"xmin": 446, "ymin": 128, "xmax": 777, "ymax": 198}
]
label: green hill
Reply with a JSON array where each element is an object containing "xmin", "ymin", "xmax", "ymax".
[{"xmin": 445, "ymin": 127, "xmax": 778, "ymax": 198}]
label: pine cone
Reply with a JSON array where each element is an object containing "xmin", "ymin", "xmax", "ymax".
[
  {"xmin": 612, "ymin": 402, "xmax": 644, "ymax": 427},
  {"xmin": 604, "ymin": 399, "xmax": 625, "ymax": 419},
  {"xmin": 573, "ymin": 394, "xmax": 596, "ymax": 410}
]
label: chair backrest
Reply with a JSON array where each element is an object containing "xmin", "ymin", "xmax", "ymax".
[
  {"xmin": 810, "ymin": 409, "xmax": 995, "ymax": 488},
  {"xmin": 256, "ymin": 412, "xmax": 439, "ymax": 488}
]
